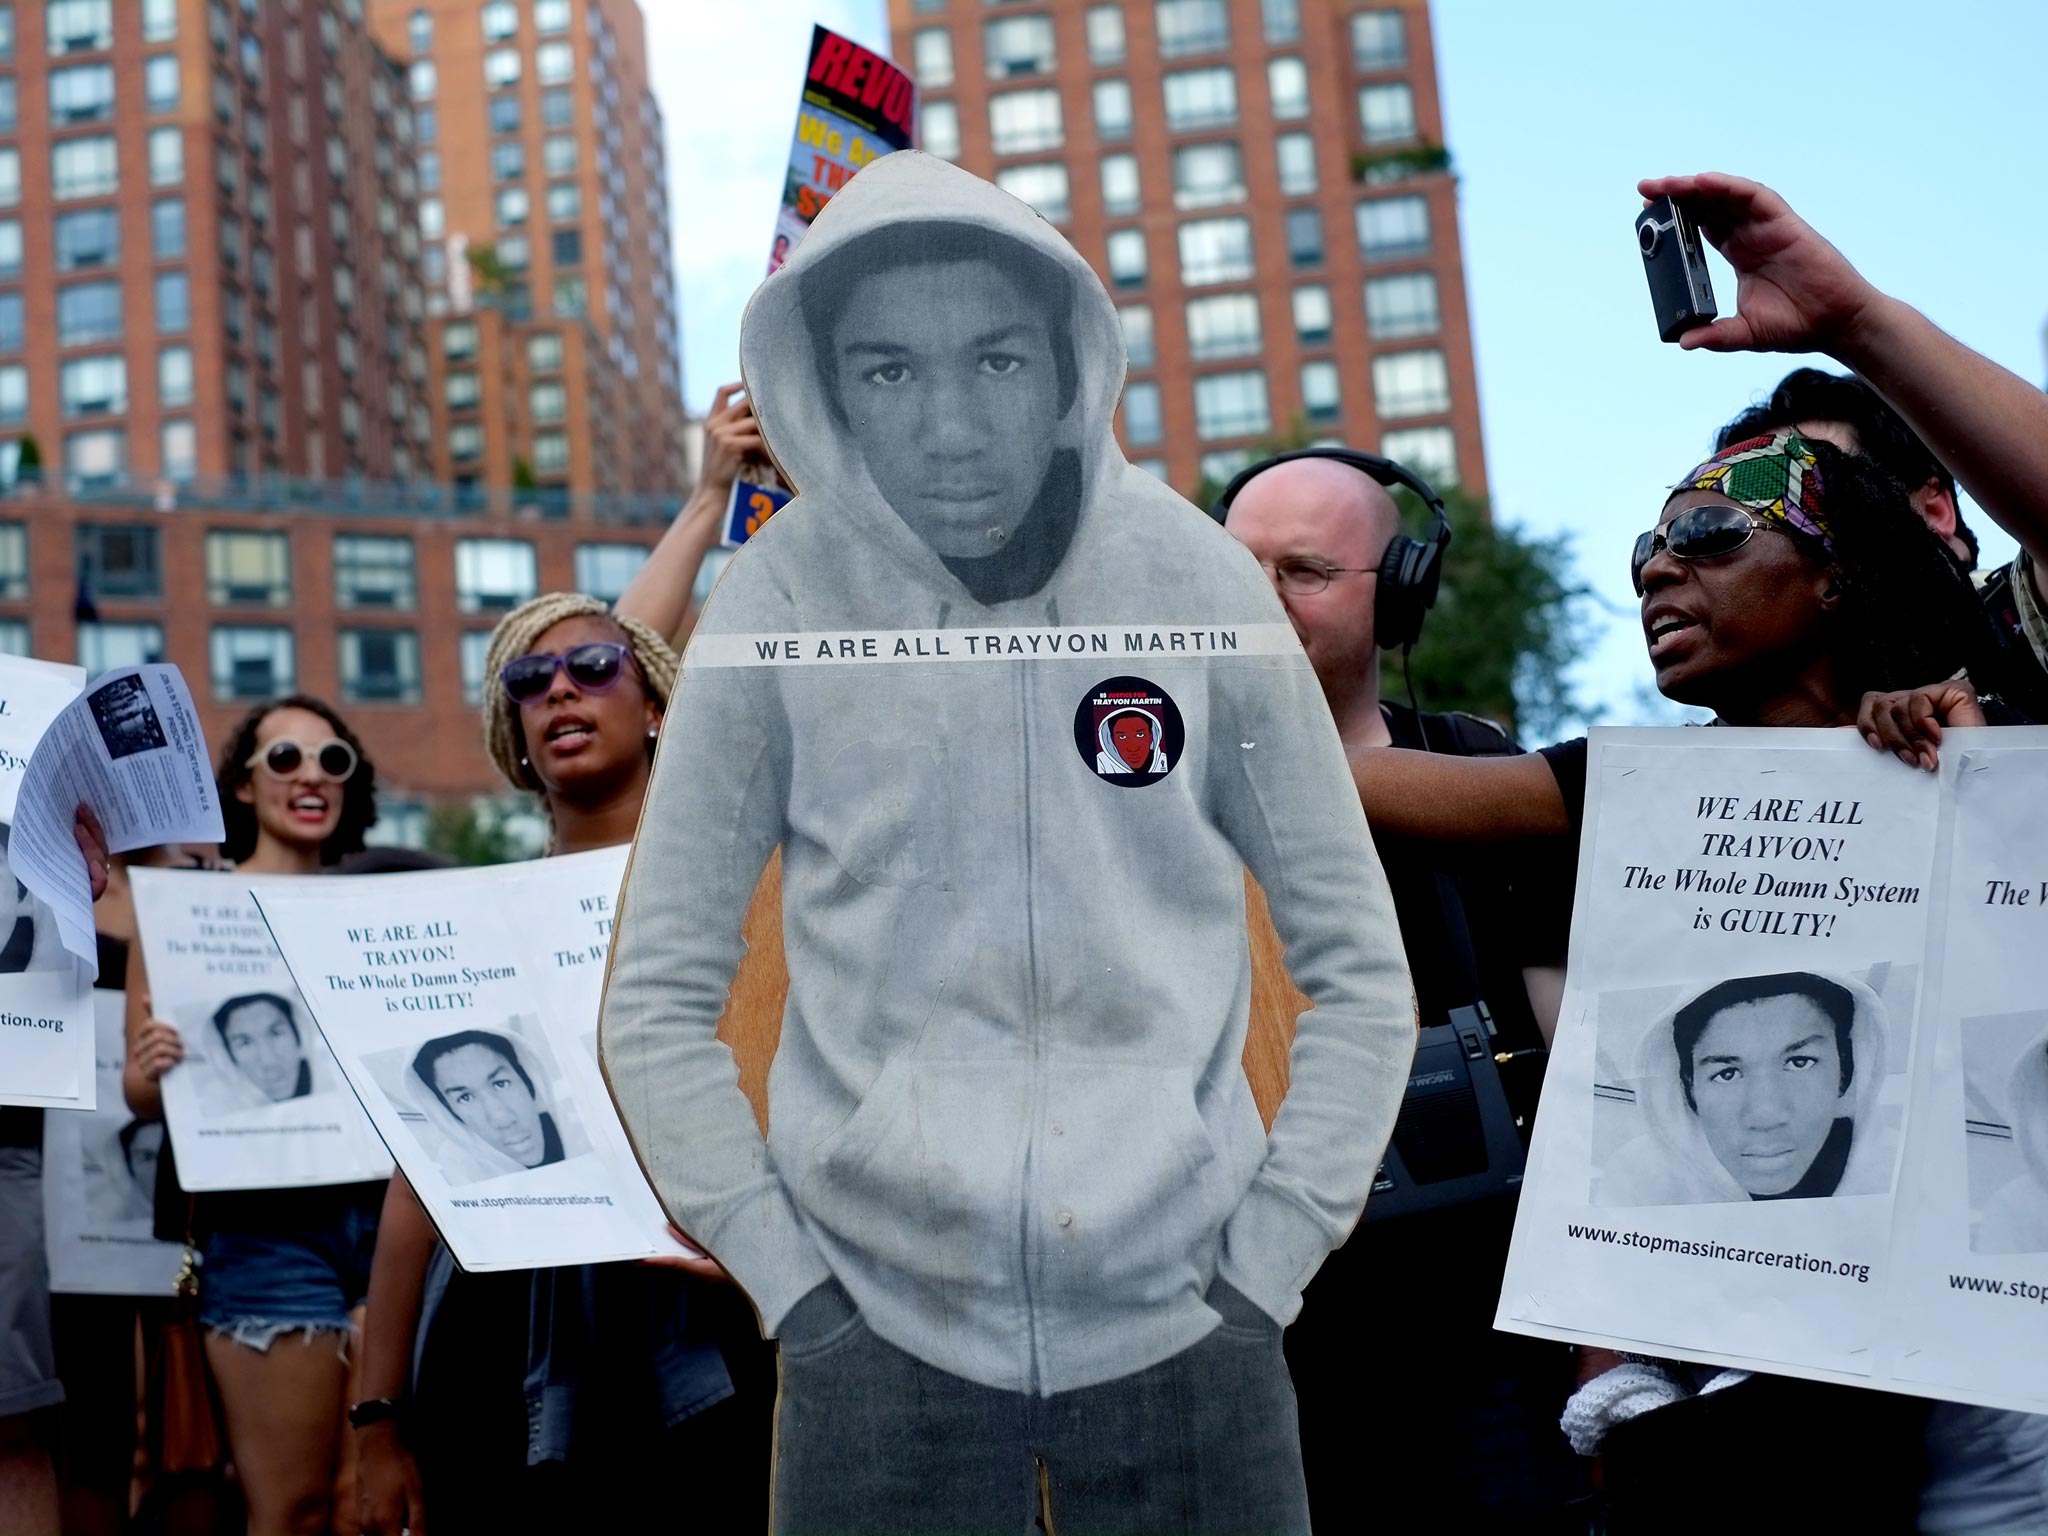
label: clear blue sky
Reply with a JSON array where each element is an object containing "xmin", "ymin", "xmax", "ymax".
[{"xmin": 657, "ymin": 1, "xmax": 2048, "ymax": 728}]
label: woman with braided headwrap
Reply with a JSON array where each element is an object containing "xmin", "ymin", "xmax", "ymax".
[{"xmin": 352, "ymin": 593, "xmax": 769, "ymax": 1533}]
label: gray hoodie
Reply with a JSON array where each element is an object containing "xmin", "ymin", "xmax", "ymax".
[{"xmin": 600, "ymin": 152, "xmax": 1415, "ymax": 1396}]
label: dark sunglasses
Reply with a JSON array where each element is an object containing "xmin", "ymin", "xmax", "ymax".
[
  {"xmin": 498, "ymin": 642, "xmax": 634, "ymax": 705},
  {"xmin": 247, "ymin": 737, "xmax": 359, "ymax": 781},
  {"xmin": 1631, "ymin": 503, "xmax": 1785, "ymax": 596}
]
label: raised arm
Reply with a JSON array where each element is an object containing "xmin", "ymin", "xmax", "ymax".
[
  {"xmin": 614, "ymin": 383, "xmax": 766, "ymax": 649},
  {"xmin": 1640, "ymin": 171, "xmax": 2048, "ymax": 576},
  {"xmin": 1352, "ymin": 745, "xmax": 1572, "ymax": 842}
]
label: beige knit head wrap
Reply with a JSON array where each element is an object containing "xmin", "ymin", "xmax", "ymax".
[{"xmin": 479, "ymin": 592, "xmax": 680, "ymax": 795}]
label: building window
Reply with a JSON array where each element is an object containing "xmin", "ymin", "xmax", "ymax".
[
  {"xmin": 0, "ymin": 219, "xmax": 17, "ymax": 276},
  {"xmin": 57, "ymin": 280, "xmax": 121, "ymax": 345},
  {"xmin": 1171, "ymin": 141, "xmax": 1243, "ymax": 209},
  {"xmin": 78, "ymin": 622, "xmax": 164, "ymax": 678},
  {"xmin": 529, "ymin": 382, "xmax": 566, "ymax": 423},
  {"xmin": 491, "ymin": 140, "xmax": 524, "ymax": 180},
  {"xmin": 1380, "ymin": 424, "xmax": 1457, "ymax": 487},
  {"xmin": 0, "ymin": 364, "xmax": 24, "ymax": 423},
  {"xmin": 459, "ymin": 629, "xmax": 491, "ymax": 706},
  {"xmin": 1122, "ymin": 380, "xmax": 1162, "ymax": 447},
  {"xmin": 45, "ymin": 0, "xmax": 112, "ymax": 56},
  {"xmin": 1284, "ymin": 206, "xmax": 1324, "ymax": 267},
  {"xmin": 989, "ymin": 88, "xmax": 1062, "ymax": 155},
  {"xmin": 1118, "ymin": 304, "xmax": 1155, "ymax": 369},
  {"xmin": 483, "ymin": 47, "xmax": 520, "ymax": 87},
  {"xmin": 0, "ymin": 620, "xmax": 26, "ymax": 656},
  {"xmin": 995, "ymin": 163, "xmax": 1070, "ymax": 224},
  {"xmin": 1301, "ymin": 360, "xmax": 1341, "ymax": 423},
  {"xmin": 455, "ymin": 538, "xmax": 538, "ymax": 613},
  {"xmin": 1156, "ymin": 0, "xmax": 1229, "ymax": 58},
  {"xmin": 0, "ymin": 148, "xmax": 16, "ymax": 207},
  {"xmin": 0, "ymin": 293, "xmax": 20, "ymax": 351},
  {"xmin": 1266, "ymin": 57, "xmax": 1309, "ymax": 121},
  {"xmin": 535, "ymin": 0, "xmax": 570, "ymax": 34},
  {"xmin": 77, "ymin": 523, "xmax": 157, "ymax": 597},
  {"xmin": 407, "ymin": 7, "xmax": 431, "ymax": 52},
  {"xmin": 1186, "ymin": 292, "xmax": 1261, "ymax": 361},
  {"xmin": 0, "ymin": 521, "xmax": 24, "ymax": 596},
  {"xmin": 535, "ymin": 41, "xmax": 572, "ymax": 83},
  {"xmin": 145, "ymin": 54, "xmax": 179, "ymax": 112},
  {"xmin": 1359, "ymin": 82, "xmax": 1417, "ymax": 144},
  {"xmin": 1106, "ymin": 228, "xmax": 1147, "ymax": 288},
  {"xmin": 496, "ymin": 187, "xmax": 528, "ymax": 225},
  {"xmin": 542, "ymin": 134, "xmax": 576, "ymax": 176},
  {"xmin": 159, "ymin": 418, "xmax": 194, "ymax": 479},
  {"xmin": 480, "ymin": 0, "xmax": 517, "ymax": 40},
  {"xmin": 1371, "ymin": 348, "xmax": 1451, "ymax": 419},
  {"xmin": 1365, "ymin": 271, "xmax": 1441, "ymax": 339},
  {"xmin": 1351, "ymin": 10, "xmax": 1407, "ymax": 70},
  {"xmin": 59, "ymin": 354, "xmax": 124, "ymax": 416},
  {"xmin": 151, "ymin": 197, "xmax": 185, "ymax": 257},
  {"xmin": 541, "ymin": 87, "xmax": 573, "ymax": 127},
  {"xmin": 419, "ymin": 198, "xmax": 444, "ymax": 239},
  {"xmin": 0, "ymin": 7, "xmax": 11, "ymax": 60},
  {"xmin": 443, "ymin": 320, "xmax": 478, "ymax": 360},
  {"xmin": 488, "ymin": 93, "xmax": 520, "ymax": 133},
  {"xmin": 54, "ymin": 206, "xmax": 118, "ymax": 270},
  {"xmin": 913, "ymin": 27, "xmax": 952, "ymax": 87},
  {"xmin": 545, "ymin": 181, "xmax": 581, "ymax": 221},
  {"xmin": 1357, "ymin": 194, "xmax": 1431, "ymax": 261},
  {"xmin": 575, "ymin": 543, "xmax": 648, "ymax": 604},
  {"xmin": 1262, "ymin": 0, "xmax": 1302, "ymax": 44},
  {"xmin": 1177, "ymin": 216, "xmax": 1253, "ymax": 286},
  {"xmin": 205, "ymin": 530, "xmax": 290, "ymax": 607},
  {"xmin": 49, "ymin": 60, "xmax": 113, "ymax": 123},
  {"xmin": 919, "ymin": 100, "xmax": 960, "ymax": 160},
  {"xmin": 340, "ymin": 629, "xmax": 421, "ymax": 703},
  {"xmin": 552, "ymin": 275, "xmax": 585, "ymax": 315},
  {"xmin": 142, "ymin": 0, "xmax": 177, "ymax": 43},
  {"xmin": 1086, "ymin": 5, "xmax": 1125, "ymax": 66},
  {"xmin": 527, "ymin": 332, "xmax": 563, "ymax": 373},
  {"xmin": 1162, "ymin": 67, "xmax": 1236, "ymax": 132},
  {"xmin": 1093, "ymin": 79, "xmax": 1132, "ymax": 140},
  {"xmin": 984, "ymin": 14, "xmax": 1055, "ymax": 78},
  {"xmin": 448, "ymin": 421, "xmax": 482, "ymax": 461},
  {"xmin": 51, "ymin": 134, "xmax": 118, "ymax": 199},
  {"xmin": 1194, "ymin": 370, "xmax": 1269, "ymax": 441},
  {"xmin": 210, "ymin": 626, "xmax": 295, "ymax": 701},
  {"xmin": 1100, "ymin": 153, "xmax": 1140, "ymax": 217},
  {"xmin": 444, "ymin": 370, "xmax": 479, "ymax": 409},
  {"xmin": 334, "ymin": 534, "xmax": 416, "ymax": 610},
  {"xmin": 148, "ymin": 125, "xmax": 182, "ymax": 185},
  {"xmin": 1275, "ymin": 132, "xmax": 1316, "ymax": 197},
  {"xmin": 531, "ymin": 431, "xmax": 568, "ymax": 472},
  {"xmin": 0, "ymin": 77, "xmax": 14, "ymax": 132}
]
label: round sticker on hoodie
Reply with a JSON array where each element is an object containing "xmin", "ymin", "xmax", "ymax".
[{"xmin": 1075, "ymin": 677, "xmax": 1183, "ymax": 787}]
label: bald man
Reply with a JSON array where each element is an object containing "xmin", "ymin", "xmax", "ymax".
[{"xmin": 1224, "ymin": 453, "xmax": 1584, "ymax": 1530}]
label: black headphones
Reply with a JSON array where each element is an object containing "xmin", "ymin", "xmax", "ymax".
[{"xmin": 1211, "ymin": 447, "xmax": 1452, "ymax": 651}]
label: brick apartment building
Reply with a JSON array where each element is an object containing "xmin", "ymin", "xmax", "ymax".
[
  {"xmin": 889, "ymin": 0, "xmax": 1487, "ymax": 501},
  {"xmin": 0, "ymin": 0, "xmax": 690, "ymax": 838}
]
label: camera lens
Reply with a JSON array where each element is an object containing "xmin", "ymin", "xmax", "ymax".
[{"xmin": 1637, "ymin": 220, "xmax": 1660, "ymax": 257}]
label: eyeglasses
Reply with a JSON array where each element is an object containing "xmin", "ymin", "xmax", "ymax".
[
  {"xmin": 247, "ymin": 738, "xmax": 359, "ymax": 781},
  {"xmin": 1631, "ymin": 503, "xmax": 1787, "ymax": 596},
  {"xmin": 498, "ymin": 642, "xmax": 634, "ymax": 705},
  {"xmin": 1258, "ymin": 558, "xmax": 1376, "ymax": 598}
]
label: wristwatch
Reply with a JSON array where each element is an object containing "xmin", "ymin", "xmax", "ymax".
[{"xmin": 347, "ymin": 1396, "xmax": 405, "ymax": 1430}]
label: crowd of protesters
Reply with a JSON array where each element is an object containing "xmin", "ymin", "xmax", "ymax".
[{"xmin": 1, "ymin": 168, "xmax": 2044, "ymax": 1535}]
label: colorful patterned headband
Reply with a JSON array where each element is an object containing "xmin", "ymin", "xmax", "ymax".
[{"xmin": 1672, "ymin": 429, "xmax": 1834, "ymax": 557}]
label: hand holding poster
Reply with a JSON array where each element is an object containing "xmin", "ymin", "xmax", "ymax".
[
  {"xmin": 0, "ymin": 655, "xmax": 95, "ymax": 1109},
  {"xmin": 1497, "ymin": 726, "xmax": 2048, "ymax": 1416},
  {"xmin": 252, "ymin": 847, "xmax": 690, "ymax": 1271},
  {"xmin": 43, "ymin": 992, "xmax": 184, "ymax": 1296},
  {"xmin": 131, "ymin": 868, "xmax": 391, "ymax": 1191}
]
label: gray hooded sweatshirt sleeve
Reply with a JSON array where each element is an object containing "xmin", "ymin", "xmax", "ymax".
[{"xmin": 601, "ymin": 151, "xmax": 1415, "ymax": 1396}]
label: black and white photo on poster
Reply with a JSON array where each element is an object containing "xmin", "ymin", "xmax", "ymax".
[
  {"xmin": 131, "ymin": 867, "xmax": 391, "ymax": 1191},
  {"xmin": 86, "ymin": 673, "xmax": 168, "ymax": 760},
  {"xmin": 1962, "ymin": 1010, "xmax": 2048, "ymax": 1257},
  {"xmin": 1590, "ymin": 963, "xmax": 1912, "ymax": 1208},
  {"xmin": 251, "ymin": 846, "xmax": 691, "ymax": 1272},
  {"xmin": 42, "ymin": 991, "xmax": 184, "ymax": 1296},
  {"xmin": 0, "ymin": 654, "xmax": 95, "ymax": 1109}
]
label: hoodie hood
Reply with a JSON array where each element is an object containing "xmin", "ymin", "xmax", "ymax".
[
  {"xmin": 1599, "ymin": 969, "xmax": 1893, "ymax": 1206},
  {"xmin": 2008, "ymin": 1027, "xmax": 2048, "ymax": 1194},
  {"xmin": 737, "ymin": 151, "xmax": 1129, "ymax": 604},
  {"xmin": 406, "ymin": 1022, "xmax": 570, "ymax": 1186}
]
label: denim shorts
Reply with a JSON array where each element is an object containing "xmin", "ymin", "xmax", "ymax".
[
  {"xmin": 198, "ymin": 1190, "xmax": 380, "ymax": 1351},
  {"xmin": 0, "ymin": 1145, "xmax": 63, "ymax": 1416}
]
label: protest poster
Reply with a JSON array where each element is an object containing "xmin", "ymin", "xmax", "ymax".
[
  {"xmin": 14, "ymin": 664, "xmax": 223, "ymax": 971},
  {"xmin": 1496, "ymin": 726, "xmax": 2048, "ymax": 1416},
  {"xmin": 252, "ymin": 846, "xmax": 689, "ymax": 1271},
  {"xmin": 721, "ymin": 475, "xmax": 794, "ymax": 550},
  {"xmin": 131, "ymin": 868, "xmax": 391, "ymax": 1191},
  {"xmin": 43, "ymin": 991, "xmax": 184, "ymax": 1296},
  {"xmin": 0, "ymin": 654, "xmax": 95, "ymax": 1109},
  {"xmin": 766, "ymin": 26, "xmax": 914, "ymax": 278}
]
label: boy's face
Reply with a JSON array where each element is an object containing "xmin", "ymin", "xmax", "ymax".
[
  {"xmin": 830, "ymin": 259, "xmax": 1064, "ymax": 559},
  {"xmin": 1686, "ymin": 994, "xmax": 1847, "ymax": 1196}
]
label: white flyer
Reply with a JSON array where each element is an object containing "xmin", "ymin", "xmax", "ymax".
[
  {"xmin": 131, "ymin": 868, "xmax": 391, "ymax": 1191},
  {"xmin": 43, "ymin": 991, "xmax": 184, "ymax": 1296},
  {"xmin": 14, "ymin": 664, "xmax": 223, "ymax": 971},
  {"xmin": 251, "ymin": 846, "xmax": 693, "ymax": 1271},
  {"xmin": 0, "ymin": 654, "xmax": 95, "ymax": 1109}
]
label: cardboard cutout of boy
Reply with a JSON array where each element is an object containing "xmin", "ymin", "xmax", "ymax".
[{"xmin": 601, "ymin": 151, "xmax": 1416, "ymax": 1533}]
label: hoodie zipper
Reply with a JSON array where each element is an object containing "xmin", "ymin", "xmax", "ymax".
[{"xmin": 1015, "ymin": 659, "xmax": 1046, "ymax": 1397}]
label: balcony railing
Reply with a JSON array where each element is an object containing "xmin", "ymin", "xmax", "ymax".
[{"xmin": 8, "ymin": 471, "xmax": 684, "ymax": 526}]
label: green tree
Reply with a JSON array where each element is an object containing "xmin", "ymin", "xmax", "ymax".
[
  {"xmin": 424, "ymin": 799, "xmax": 528, "ymax": 867},
  {"xmin": 15, "ymin": 433, "xmax": 42, "ymax": 484},
  {"xmin": 466, "ymin": 242, "xmax": 510, "ymax": 298},
  {"xmin": 512, "ymin": 455, "xmax": 539, "ymax": 492}
]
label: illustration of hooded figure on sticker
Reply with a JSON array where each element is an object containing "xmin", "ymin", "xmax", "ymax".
[
  {"xmin": 1977, "ymin": 1026, "xmax": 2048, "ymax": 1255},
  {"xmin": 599, "ymin": 152, "xmax": 1417, "ymax": 1528},
  {"xmin": 1596, "ymin": 969, "xmax": 1898, "ymax": 1208}
]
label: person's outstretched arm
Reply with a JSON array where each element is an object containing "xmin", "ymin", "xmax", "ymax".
[
  {"xmin": 1351, "ymin": 745, "xmax": 1572, "ymax": 842},
  {"xmin": 614, "ymin": 383, "xmax": 766, "ymax": 649},
  {"xmin": 1640, "ymin": 172, "xmax": 2048, "ymax": 578},
  {"xmin": 356, "ymin": 1174, "xmax": 435, "ymax": 1536}
]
